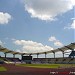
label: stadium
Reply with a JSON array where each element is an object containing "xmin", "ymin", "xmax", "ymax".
[
  {"xmin": 0, "ymin": 0, "xmax": 75, "ymax": 75},
  {"xmin": 0, "ymin": 42, "xmax": 75, "ymax": 75}
]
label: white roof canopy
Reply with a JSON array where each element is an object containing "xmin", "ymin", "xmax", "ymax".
[{"xmin": 0, "ymin": 43, "xmax": 75, "ymax": 55}]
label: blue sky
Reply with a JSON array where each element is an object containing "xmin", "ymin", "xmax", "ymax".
[{"xmin": 0, "ymin": 0, "xmax": 75, "ymax": 58}]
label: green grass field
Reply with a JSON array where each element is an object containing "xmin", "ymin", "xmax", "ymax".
[
  {"xmin": 17, "ymin": 64, "xmax": 75, "ymax": 68},
  {"xmin": 0, "ymin": 67, "xmax": 7, "ymax": 71}
]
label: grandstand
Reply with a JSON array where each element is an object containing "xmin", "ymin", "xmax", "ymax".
[
  {"xmin": 0, "ymin": 42, "xmax": 75, "ymax": 64},
  {"xmin": 0, "ymin": 42, "xmax": 75, "ymax": 75},
  {"xmin": 33, "ymin": 57, "xmax": 75, "ymax": 64}
]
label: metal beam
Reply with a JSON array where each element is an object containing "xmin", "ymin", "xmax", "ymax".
[
  {"xmin": 0, "ymin": 48, "xmax": 7, "ymax": 51},
  {"xmin": 65, "ymin": 46, "xmax": 74, "ymax": 50},
  {"xmin": 5, "ymin": 51, "xmax": 13, "ymax": 53},
  {"xmin": 58, "ymin": 48, "xmax": 64, "ymax": 52},
  {"xmin": 13, "ymin": 53, "xmax": 19, "ymax": 55},
  {"xmin": 22, "ymin": 53, "xmax": 26, "ymax": 55},
  {"xmin": 51, "ymin": 51, "xmax": 55, "ymax": 53},
  {"xmin": 64, "ymin": 51, "xmax": 71, "ymax": 53},
  {"xmin": 71, "ymin": 43, "xmax": 75, "ymax": 45}
]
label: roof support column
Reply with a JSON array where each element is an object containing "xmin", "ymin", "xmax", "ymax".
[
  {"xmin": 62, "ymin": 51, "xmax": 64, "ymax": 58},
  {"xmin": 54, "ymin": 52, "xmax": 55, "ymax": 58},
  {"xmin": 37, "ymin": 53, "xmax": 39, "ymax": 58},
  {"xmin": 45, "ymin": 52, "xmax": 47, "ymax": 58},
  {"xmin": 13, "ymin": 54, "xmax": 15, "ymax": 58},
  {"xmin": 21, "ymin": 54, "xmax": 24, "ymax": 60},
  {"xmin": 4, "ymin": 53, "xmax": 7, "ymax": 58},
  {"xmin": 52, "ymin": 51, "xmax": 55, "ymax": 58},
  {"xmin": 21, "ymin": 53, "xmax": 26, "ymax": 60},
  {"xmin": 29, "ymin": 54, "xmax": 32, "ymax": 56},
  {"xmin": 58, "ymin": 48, "xmax": 65, "ymax": 58}
]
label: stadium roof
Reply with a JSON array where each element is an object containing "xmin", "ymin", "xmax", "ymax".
[{"xmin": 0, "ymin": 43, "xmax": 75, "ymax": 55}]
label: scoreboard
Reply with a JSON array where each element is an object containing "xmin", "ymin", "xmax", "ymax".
[{"xmin": 22, "ymin": 56, "xmax": 32, "ymax": 61}]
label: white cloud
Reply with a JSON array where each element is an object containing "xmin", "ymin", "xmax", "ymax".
[
  {"xmin": 49, "ymin": 36, "xmax": 56, "ymax": 41},
  {"xmin": 24, "ymin": 0, "xmax": 75, "ymax": 21},
  {"xmin": 49, "ymin": 36, "xmax": 63, "ymax": 47},
  {"xmin": 0, "ymin": 40, "xmax": 3, "ymax": 46},
  {"xmin": 11, "ymin": 38, "xmax": 16, "ymax": 41},
  {"xmin": 64, "ymin": 20, "xmax": 75, "ymax": 29},
  {"xmin": 70, "ymin": 20, "xmax": 75, "ymax": 29},
  {"xmin": 54, "ymin": 41, "xmax": 63, "ymax": 47},
  {"xmin": 71, "ymin": 18, "xmax": 75, "ymax": 20},
  {"xmin": 0, "ymin": 12, "xmax": 12, "ymax": 24},
  {"xmin": 14, "ymin": 40, "xmax": 53, "ymax": 53}
]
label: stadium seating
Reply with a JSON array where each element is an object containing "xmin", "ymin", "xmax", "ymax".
[
  {"xmin": 62, "ymin": 58, "xmax": 71, "ymax": 64},
  {"xmin": 0, "ymin": 57, "xmax": 21, "ymax": 64},
  {"xmin": 33, "ymin": 57, "xmax": 75, "ymax": 64},
  {"xmin": 69, "ymin": 58, "xmax": 75, "ymax": 64}
]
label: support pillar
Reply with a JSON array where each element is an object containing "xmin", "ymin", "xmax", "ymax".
[
  {"xmin": 52, "ymin": 52, "xmax": 55, "ymax": 58},
  {"xmin": 13, "ymin": 54, "xmax": 15, "ymax": 58},
  {"xmin": 45, "ymin": 52, "xmax": 47, "ymax": 58},
  {"xmin": 62, "ymin": 51, "xmax": 64, "ymax": 58},
  {"xmin": 21, "ymin": 53, "xmax": 25, "ymax": 60},
  {"xmin": 37, "ymin": 53, "xmax": 39, "ymax": 58},
  {"xmin": 21, "ymin": 54, "xmax": 23, "ymax": 60},
  {"xmin": 4, "ymin": 53, "xmax": 7, "ymax": 58},
  {"xmin": 29, "ymin": 54, "xmax": 32, "ymax": 56}
]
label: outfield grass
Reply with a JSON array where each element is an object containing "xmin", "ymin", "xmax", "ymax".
[
  {"xmin": 0, "ymin": 67, "xmax": 7, "ymax": 71},
  {"xmin": 17, "ymin": 64, "xmax": 75, "ymax": 69},
  {"xmin": 17, "ymin": 64, "xmax": 58, "ymax": 68}
]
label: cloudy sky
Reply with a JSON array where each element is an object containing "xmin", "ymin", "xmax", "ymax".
[{"xmin": 0, "ymin": 0, "xmax": 75, "ymax": 58}]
